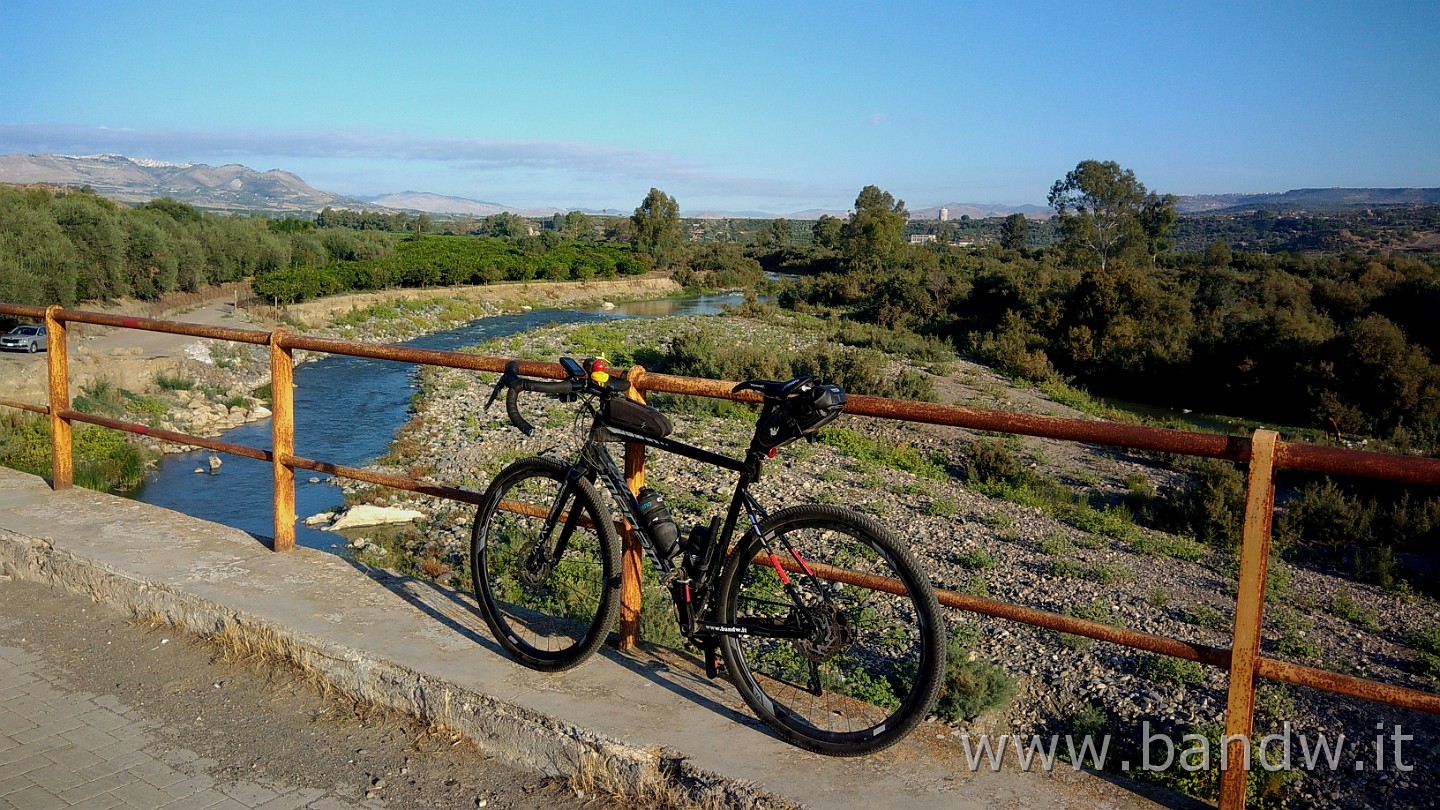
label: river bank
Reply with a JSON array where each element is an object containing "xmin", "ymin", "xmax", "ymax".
[{"xmin": 0, "ymin": 273, "xmax": 686, "ymax": 449}]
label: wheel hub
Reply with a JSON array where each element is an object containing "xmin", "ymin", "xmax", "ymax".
[{"xmin": 795, "ymin": 604, "xmax": 850, "ymax": 662}]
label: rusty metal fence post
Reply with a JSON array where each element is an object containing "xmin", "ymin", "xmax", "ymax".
[
  {"xmin": 43, "ymin": 306, "xmax": 72, "ymax": 490},
  {"xmin": 1219, "ymin": 428, "xmax": 1279, "ymax": 809},
  {"xmin": 269, "ymin": 330, "xmax": 296, "ymax": 551},
  {"xmin": 616, "ymin": 365, "xmax": 652, "ymax": 650}
]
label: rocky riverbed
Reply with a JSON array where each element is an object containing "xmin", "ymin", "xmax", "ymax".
[{"xmin": 345, "ymin": 311, "xmax": 1439, "ymax": 810}]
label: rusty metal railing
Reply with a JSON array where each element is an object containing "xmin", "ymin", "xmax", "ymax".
[{"xmin": 3, "ymin": 301, "xmax": 1439, "ymax": 808}]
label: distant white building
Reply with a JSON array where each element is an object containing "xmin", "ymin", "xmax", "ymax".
[
  {"xmin": 938, "ymin": 207, "xmax": 949, "ymax": 222},
  {"xmin": 908, "ymin": 234, "xmax": 938, "ymax": 244}
]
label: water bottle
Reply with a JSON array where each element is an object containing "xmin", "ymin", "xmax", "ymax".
[{"xmin": 636, "ymin": 487, "xmax": 680, "ymax": 560}]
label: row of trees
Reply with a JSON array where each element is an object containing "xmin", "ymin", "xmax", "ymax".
[
  {"xmin": 251, "ymin": 234, "xmax": 645, "ymax": 304},
  {"xmin": 0, "ymin": 187, "xmax": 393, "ymax": 307}
]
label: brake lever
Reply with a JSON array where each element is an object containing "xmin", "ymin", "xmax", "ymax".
[{"xmin": 485, "ymin": 361, "xmax": 521, "ymax": 411}]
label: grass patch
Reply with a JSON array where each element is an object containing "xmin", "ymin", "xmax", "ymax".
[
  {"xmin": 1130, "ymin": 532, "xmax": 1207, "ymax": 561},
  {"xmin": 0, "ymin": 413, "xmax": 154, "ymax": 493},
  {"xmin": 1330, "ymin": 587, "xmax": 1380, "ymax": 632},
  {"xmin": 154, "ymin": 370, "xmax": 196, "ymax": 390},
  {"xmin": 817, "ymin": 427, "xmax": 946, "ymax": 480},
  {"xmin": 1184, "ymin": 604, "xmax": 1228, "ymax": 631},
  {"xmin": 1139, "ymin": 654, "xmax": 1207, "ymax": 686},
  {"xmin": 953, "ymin": 548, "xmax": 994, "ymax": 570},
  {"xmin": 924, "ymin": 496, "xmax": 960, "ymax": 516},
  {"xmin": 1058, "ymin": 599, "xmax": 1123, "ymax": 651}
]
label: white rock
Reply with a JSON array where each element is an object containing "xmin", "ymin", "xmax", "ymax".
[{"xmin": 325, "ymin": 504, "xmax": 426, "ymax": 531}]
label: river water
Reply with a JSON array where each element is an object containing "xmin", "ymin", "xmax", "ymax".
[{"xmin": 128, "ymin": 293, "xmax": 742, "ymax": 551}]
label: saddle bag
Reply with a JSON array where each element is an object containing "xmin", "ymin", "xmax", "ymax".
[{"xmin": 754, "ymin": 382, "xmax": 847, "ymax": 450}]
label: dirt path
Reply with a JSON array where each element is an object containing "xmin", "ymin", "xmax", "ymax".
[{"xmin": 0, "ymin": 576, "xmax": 613, "ymax": 809}]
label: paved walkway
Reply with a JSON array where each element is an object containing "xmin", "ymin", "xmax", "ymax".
[
  {"xmin": 0, "ymin": 636, "xmax": 345, "ymax": 810},
  {"xmin": 0, "ymin": 466, "xmax": 1190, "ymax": 809}
]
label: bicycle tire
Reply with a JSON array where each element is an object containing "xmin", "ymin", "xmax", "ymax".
[
  {"xmin": 471, "ymin": 457, "xmax": 621, "ymax": 671},
  {"xmin": 717, "ymin": 504, "xmax": 946, "ymax": 756}
]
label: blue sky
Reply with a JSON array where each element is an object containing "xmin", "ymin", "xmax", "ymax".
[{"xmin": 2, "ymin": 1, "xmax": 1437, "ymax": 214}]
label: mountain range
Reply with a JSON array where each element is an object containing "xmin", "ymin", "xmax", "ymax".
[{"xmin": 2, "ymin": 153, "xmax": 1437, "ymax": 220}]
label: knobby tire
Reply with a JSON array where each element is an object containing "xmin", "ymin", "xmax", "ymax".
[
  {"xmin": 471, "ymin": 457, "xmax": 621, "ymax": 671},
  {"xmin": 717, "ymin": 504, "xmax": 946, "ymax": 756}
]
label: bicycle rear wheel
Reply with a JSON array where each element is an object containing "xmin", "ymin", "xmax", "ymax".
[
  {"xmin": 717, "ymin": 504, "xmax": 946, "ymax": 756},
  {"xmin": 471, "ymin": 457, "xmax": 621, "ymax": 671}
]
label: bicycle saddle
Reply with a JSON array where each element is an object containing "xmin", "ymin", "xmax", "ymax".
[{"xmin": 732, "ymin": 376, "xmax": 820, "ymax": 399}]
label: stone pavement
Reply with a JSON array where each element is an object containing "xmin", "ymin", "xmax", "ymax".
[
  {"xmin": 0, "ymin": 466, "xmax": 1193, "ymax": 809},
  {"xmin": 0, "ymin": 639, "xmax": 345, "ymax": 810}
]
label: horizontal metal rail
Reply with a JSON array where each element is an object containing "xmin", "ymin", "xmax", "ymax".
[{"xmin": 3, "ymin": 300, "xmax": 1439, "ymax": 809}]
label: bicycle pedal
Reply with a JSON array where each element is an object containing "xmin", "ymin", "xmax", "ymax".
[{"xmin": 704, "ymin": 645, "xmax": 724, "ymax": 679}]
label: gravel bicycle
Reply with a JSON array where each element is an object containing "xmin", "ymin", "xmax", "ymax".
[{"xmin": 470, "ymin": 356, "xmax": 946, "ymax": 756}]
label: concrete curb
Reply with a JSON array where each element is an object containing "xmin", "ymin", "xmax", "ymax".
[{"xmin": 0, "ymin": 528, "xmax": 787, "ymax": 809}]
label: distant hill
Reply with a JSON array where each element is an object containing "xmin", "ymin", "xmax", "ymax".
[
  {"xmin": 0, "ymin": 153, "xmax": 377, "ymax": 213},
  {"xmin": 1176, "ymin": 187, "xmax": 1440, "ymax": 214},
  {"xmin": 910, "ymin": 202, "xmax": 1052, "ymax": 220},
  {"xmin": 4, "ymin": 152, "xmax": 1436, "ymax": 222},
  {"xmin": 366, "ymin": 191, "xmax": 564, "ymax": 218}
]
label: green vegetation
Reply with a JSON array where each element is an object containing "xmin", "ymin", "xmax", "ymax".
[
  {"xmin": 0, "ymin": 413, "xmax": 154, "ymax": 492},
  {"xmin": 934, "ymin": 632, "xmax": 1016, "ymax": 722},
  {"xmin": 817, "ymin": 427, "xmax": 946, "ymax": 479},
  {"xmin": 1403, "ymin": 623, "xmax": 1440, "ymax": 684},
  {"xmin": 1183, "ymin": 604, "xmax": 1229, "ymax": 631},
  {"xmin": 0, "ymin": 186, "xmax": 326, "ymax": 305},
  {"xmin": 952, "ymin": 548, "xmax": 994, "ymax": 570},
  {"xmin": 1138, "ymin": 653, "xmax": 1207, "ymax": 686},
  {"xmin": 251, "ymin": 234, "xmax": 644, "ymax": 303}
]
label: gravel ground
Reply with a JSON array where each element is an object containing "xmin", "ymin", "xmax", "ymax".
[{"xmin": 0, "ymin": 576, "xmax": 617, "ymax": 810}]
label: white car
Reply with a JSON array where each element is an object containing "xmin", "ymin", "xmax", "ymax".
[{"xmin": 0, "ymin": 325, "xmax": 47, "ymax": 353}]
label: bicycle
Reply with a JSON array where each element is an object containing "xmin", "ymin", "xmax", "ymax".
[{"xmin": 470, "ymin": 356, "xmax": 946, "ymax": 756}]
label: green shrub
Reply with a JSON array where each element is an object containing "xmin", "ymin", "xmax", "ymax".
[
  {"xmin": 1038, "ymin": 532, "xmax": 1071, "ymax": 555},
  {"xmin": 154, "ymin": 371, "xmax": 196, "ymax": 390},
  {"xmin": 924, "ymin": 496, "xmax": 960, "ymax": 516},
  {"xmin": 1330, "ymin": 587, "xmax": 1380, "ymax": 631},
  {"xmin": 935, "ymin": 635, "xmax": 1016, "ymax": 723},
  {"xmin": 1184, "ymin": 604, "xmax": 1228, "ymax": 630},
  {"xmin": 1086, "ymin": 562, "xmax": 1131, "ymax": 585},
  {"xmin": 1139, "ymin": 654, "xmax": 1207, "ymax": 686},
  {"xmin": 1045, "ymin": 559, "xmax": 1083, "ymax": 579},
  {"xmin": 953, "ymin": 548, "xmax": 994, "ymax": 570},
  {"xmin": 1156, "ymin": 459, "xmax": 1246, "ymax": 549},
  {"xmin": 1276, "ymin": 478, "xmax": 1374, "ymax": 554}
]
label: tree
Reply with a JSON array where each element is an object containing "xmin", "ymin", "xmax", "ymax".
[
  {"xmin": 1000, "ymin": 213, "xmax": 1029, "ymax": 250},
  {"xmin": 561, "ymin": 210, "xmax": 592, "ymax": 240},
  {"xmin": 812, "ymin": 214, "xmax": 842, "ymax": 249},
  {"xmin": 483, "ymin": 212, "xmax": 528, "ymax": 239},
  {"xmin": 840, "ymin": 185, "xmax": 908, "ymax": 272},
  {"xmin": 764, "ymin": 217, "xmax": 790, "ymax": 248},
  {"xmin": 631, "ymin": 188, "xmax": 682, "ymax": 269},
  {"xmin": 1047, "ymin": 160, "xmax": 1175, "ymax": 271}
]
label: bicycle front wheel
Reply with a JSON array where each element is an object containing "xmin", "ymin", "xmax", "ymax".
[
  {"xmin": 717, "ymin": 504, "xmax": 946, "ymax": 756},
  {"xmin": 471, "ymin": 457, "xmax": 621, "ymax": 671}
]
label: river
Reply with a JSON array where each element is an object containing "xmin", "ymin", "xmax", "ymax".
[{"xmin": 128, "ymin": 293, "xmax": 743, "ymax": 551}]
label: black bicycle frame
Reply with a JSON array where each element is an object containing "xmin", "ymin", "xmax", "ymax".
[{"xmin": 576, "ymin": 419, "xmax": 813, "ymax": 642}]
